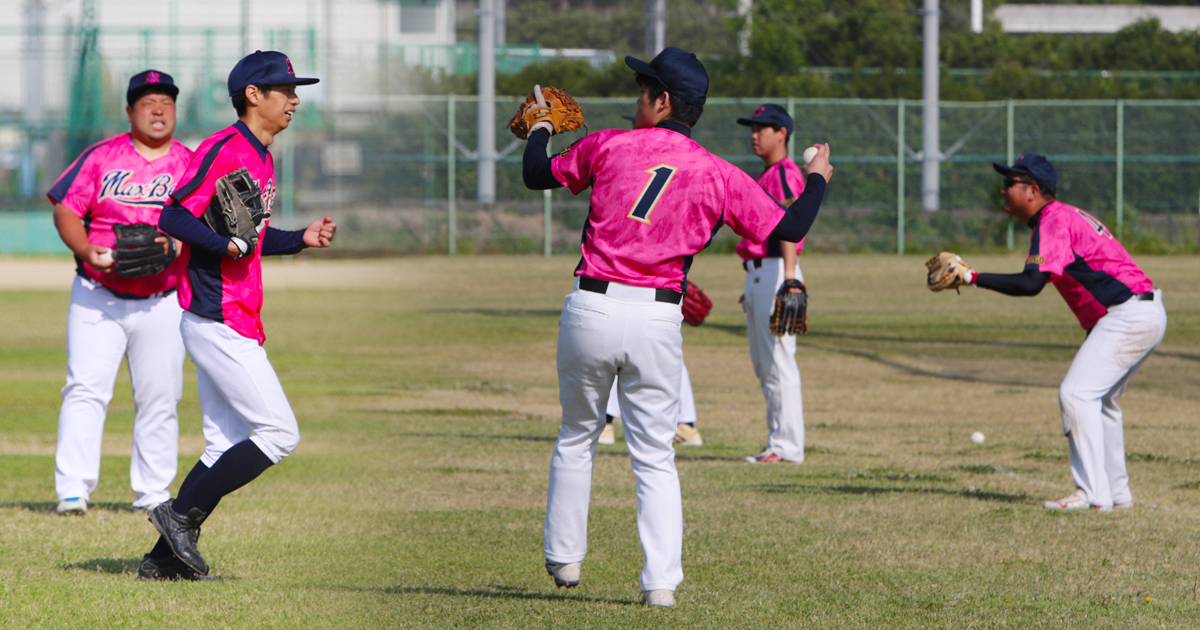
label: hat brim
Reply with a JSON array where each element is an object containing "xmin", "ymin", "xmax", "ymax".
[
  {"xmin": 625, "ymin": 56, "xmax": 656, "ymax": 79},
  {"xmin": 128, "ymin": 84, "xmax": 180, "ymax": 104},
  {"xmin": 993, "ymin": 162, "xmax": 1029, "ymax": 177}
]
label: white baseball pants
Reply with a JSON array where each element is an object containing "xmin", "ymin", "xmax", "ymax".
[
  {"xmin": 743, "ymin": 258, "xmax": 805, "ymax": 462},
  {"xmin": 546, "ymin": 280, "xmax": 685, "ymax": 592},
  {"xmin": 56, "ymin": 275, "xmax": 184, "ymax": 508},
  {"xmin": 180, "ymin": 312, "xmax": 299, "ymax": 467},
  {"xmin": 1059, "ymin": 289, "xmax": 1167, "ymax": 508},
  {"xmin": 606, "ymin": 361, "xmax": 696, "ymax": 424}
]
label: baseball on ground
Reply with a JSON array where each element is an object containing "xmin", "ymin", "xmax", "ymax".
[
  {"xmin": 802, "ymin": 146, "xmax": 819, "ymax": 165},
  {"xmin": 970, "ymin": 431, "xmax": 986, "ymax": 444}
]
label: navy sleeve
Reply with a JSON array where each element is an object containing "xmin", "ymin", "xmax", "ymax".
[
  {"xmin": 976, "ymin": 269, "xmax": 1052, "ymax": 297},
  {"xmin": 769, "ymin": 174, "xmax": 826, "ymax": 242},
  {"xmin": 159, "ymin": 203, "xmax": 232, "ymax": 257},
  {"xmin": 260, "ymin": 226, "xmax": 308, "ymax": 256},
  {"xmin": 522, "ymin": 129, "xmax": 563, "ymax": 190}
]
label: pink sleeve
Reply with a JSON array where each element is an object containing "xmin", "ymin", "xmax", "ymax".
[
  {"xmin": 47, "ymin": 144, "xmax": 106, "ymax": 217},
  {"xmin": 550, "ymin": 132, "xmax": 609, "ymax": 195},
  {"xmin": 723, "ymin": 165, "xmax": 786, "ymax": 244},
  {"xmin": 1030, "ymin": 215, "xmax": 1071, "ymax": 280}
]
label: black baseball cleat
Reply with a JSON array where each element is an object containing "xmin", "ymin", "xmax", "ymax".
[
  {"xmin": 136, "ymin": 554, "xmax": 220, "ymax": 582},
  {"xmin": 148, "ymin": 500, "xmax": 210, "ymax": 576}
]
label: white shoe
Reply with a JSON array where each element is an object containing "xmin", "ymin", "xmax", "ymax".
[
  {"xmin": 56, "ymin": 497, "xmax": 87, "ymax": 516},
  {"xmin": 545, "ymin": 560, "xmax": 580, "ymax": 588},
  {"xmin": 642, "ymin": 589, "xmax": 676, "ymax": 607},
  {"xmin": 598, "ymin": 423, "xmax": 616, "ymax": 445},
  {"xmin": 673, "ymin": 424, "xmax": 702, "ymax": 447},
  {"xmin": 1043, "ymin": 489, "xmax": 1089, "ymax": 510}
]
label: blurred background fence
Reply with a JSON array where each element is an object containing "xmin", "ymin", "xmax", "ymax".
[{"xmin": 7, "ymin": 95, "xmax": 1200, "ymax": 256}]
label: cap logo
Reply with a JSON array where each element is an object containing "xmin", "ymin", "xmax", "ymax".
[
  {"xmin": 754, "ymin": 106, "xmax": 765, "ymax": 118},
  {"xmin": 286, "ymin": 58, "xmax": 295, "ymax": 75},
  {"xmin": 146, "ymin": 71, "xmax": 161, "ymax": 84}
]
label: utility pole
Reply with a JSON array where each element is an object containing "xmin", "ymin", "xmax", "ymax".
[
  {"xmin": 737, "ymin": 0, "xmax": 752, "ymax": 57},
  {"xmin": 477, "ymin": 0, "xmax": 496, "ymax": 203},
  {"xmin": 241, "ymin": 0, "xmax": 250, "ymax": 56},
  {"xmin": 645, "ymin": 0, "xmax": 665, "ymax": 56},
  {"xmin": 21, "ymin": 0, "xmax": 43, "ymax": 198},
  {"xmin": 921, "ymin": 0, "xmax": 940, "ymax": 211}
]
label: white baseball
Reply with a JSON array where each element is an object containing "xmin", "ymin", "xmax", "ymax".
[
  {"xmin": 97, "ymin": 250, "xmax": 113, "ymax": 265},
  {"xmin": 802, "ymin": 146, "xmax": 819, "ymax": 166},
  {"xmin": 970, "ymin": 431, "xmax": 986, "ymax": 445}
]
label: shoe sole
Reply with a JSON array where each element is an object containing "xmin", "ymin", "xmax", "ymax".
[{"xmin": 148, "ymin": 508, "xmax": 209, "ymax": 576}]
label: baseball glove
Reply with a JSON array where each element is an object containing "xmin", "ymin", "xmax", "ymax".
[
  {"xmin": 508, "ymin": 85, "xmax": 585, "ymax": 140},
  {"xmin": 925, "ymin": 251, "xmax": 974, "ymax": 293},
  {"xmin": 111, "ymin": 222, "xmax": 176, "ymax": 277},
  {"xmin": 681, "ymin": 282, "xmax": 713, "ymax": 326},
  {"xmin": 769, "ymin": 279, "xmax": 808, "ymax": 336},
  {"xmin": 203, "ymin": 168, "xmax": 267, "ymax": 258}
]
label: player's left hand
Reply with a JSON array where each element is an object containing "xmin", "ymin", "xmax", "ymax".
[
  {"xmin": 303, "ymin": 216, "xmax": 337, "ymax": 248},
  {"xmin": 801, "ymin": 143, "xmax": 833, "ymax": 183}
]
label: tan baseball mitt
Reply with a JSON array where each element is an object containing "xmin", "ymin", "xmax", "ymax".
[
  {"xmin": 508, "ymin": 85, "xmax": 585, "ymax": 140},
  {"xmin": 925, "ymin": 251, "xmax": 974, "ymax": 292}
]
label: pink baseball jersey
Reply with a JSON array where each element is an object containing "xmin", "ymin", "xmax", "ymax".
[
  {"xmin": 736, "ymin": 156, "xmax": 807, "ymax": 261},
  {"xmin": 170, "ymin": 121, "xmax": 277, "ymax": 344},
  {"xmin": 552, "ymin": 125, "xmax": 786, "ymax": 291},
  {"xmin": 47, "ymin": 133, "xmax": 193, "ymax": 297},
  {"xmin": 1024, "ymin": 200, "xmax": 1154, "ymax": 331}
]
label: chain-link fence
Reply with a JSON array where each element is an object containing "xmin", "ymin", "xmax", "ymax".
[{"xmin": 5, "ymin": 95, "xmax": 1200, "ymax": 255}]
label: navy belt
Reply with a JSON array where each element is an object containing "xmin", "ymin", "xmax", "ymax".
[
  {"xmin": 105, "ymin": 286, "xmax": 176, "ymax": 301},
  {"xmin": 578, "ymin": 276, "xmax": 683, "ymax": 304},
  {"xmin": 1135, "ymin": 291, "xmax": 1155, "ymax": 302}
]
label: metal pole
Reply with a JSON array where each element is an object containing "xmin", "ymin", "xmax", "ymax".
[
  {"xmin": 646, "ymin": 0, "xmax": 666, "ymax": 56},
  {"xmin": 477, "ymin": 0, "xmax": 496, "ymax": 203},
  {"xmin": 897, "ymin": 99, "xmax": 905, "ymax": 255},
  {"xmin": 448, "ymin": 94, "xmax": 457, "ymax": 256},
  {"xmin": 737, "ymin": 0, "xmax": 752, "ymax": 57},
  {"xmin": 241, "ymin": 0, "xmax": 250, "ymax": 56},
  {"xmin": 1006, "ymin": 99, "xmax": 1014, "ymax": 251},
  {"xmin": 921, "ymin": 0, "xmax": 940, "ymax": 211},
  {"xmin": 169, "ymin": 0, "xmax": 178, "ymax": 74},
  {"xmin": 1116, "ymin": 99, "xmax": 1124, "ymax": 238},
  {"xmin": 21, "ymin": 0, "xmax": 43, "ymax": 199},
  {"xmin": 786, "ymin": 95, "xmax": 795, "ymax": 157}
]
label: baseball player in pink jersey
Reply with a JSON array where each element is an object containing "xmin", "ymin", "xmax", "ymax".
[
  {"xmin": 47, "ymin": 70, "xmax": 193, "ymax": 516},
  {"xmin": 521, "ymin": 47, "xmax": 833, "ymax": 606},
  {"xmin": 735, "ymin": 104, "xmax": 808, "ymax": 464},
  {"xmin": 135, "ymin": 51, "xmax": 335, "ymax": 581},
  {"xmin": 957, "ymin": 154, "xmax": 1166, "ymax": 512}
]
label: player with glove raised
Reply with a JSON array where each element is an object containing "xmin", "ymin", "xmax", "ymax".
[
  {"xmin": 520, "ymin": 47, "xmax": 832, "ymax": 606},
  {"xmin": 46, "ymin": 70, "xmax": 192, "ymax": 519},
  {"xmin": 931, "ymin": 154, "xmax": 1166, "ymax": 512}
]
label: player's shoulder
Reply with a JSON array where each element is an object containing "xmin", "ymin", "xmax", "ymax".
[
  {"xmin": 170, "ymin": 138, "xmax": 196, "ymax": 160},
  {"xmin": 193, "ymin": 125, "xmax": 242, "ymax": 155},
  {"xmin": 77, "ymin": 133, "xmax": 129, "ymax": 164}
]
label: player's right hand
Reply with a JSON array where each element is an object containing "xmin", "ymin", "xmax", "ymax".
[
  {"xmin": 801, "ymin": 143, "xmax": 833, "ymax": 183},
  {"xmin": 83, "ymin": 245, "xmax": 115, "ymax": 273}
]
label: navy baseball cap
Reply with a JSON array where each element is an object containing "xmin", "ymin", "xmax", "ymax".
[
  {"xmin": 228, "ymin": 50, "xmax": 319, "ymax": 97},
  {"xmin": 737, "ymin": 104, "xmax": 793, "ymax": 136},
  {"xmin": 127, "ymin": 70, "xmax": 178, "ymax": 106},
  {"xmin": 993, "ymin": 154, "xmax": 1058, "ymax": 195},
  {"xmin": 625, "ymin": 47, "xmax": 708, "ymax": 106}
]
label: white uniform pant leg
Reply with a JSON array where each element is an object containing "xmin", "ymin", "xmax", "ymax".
[
  {"xmin": 56, "ymin": 277, "xmax": 127, "ymax": 502},
  {"xmin": 1060, "ymin": 291, "xmax": 1166, "ymax": 507},
  {"xmin": 124, "ymin": 294, "xmax": 185, "ymax": 507},
  {"xmin": 547, "ymin": 289, "xmax": 619, "ymax": 565},
  {"xmin": 180, "ymin": 312, "xmax": 299, "ymax": 466},
  {"xmin": 743, "ymin": 259, "xmax": 805, "ymax": 462},
  {"xmin": 677, "ymin": 362, "xmax": 696, "ymax": 425},
  {"xmin": 617, "ymin": 298, "xmax": 685, "ymax": 591}
]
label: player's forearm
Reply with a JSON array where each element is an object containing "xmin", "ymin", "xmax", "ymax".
[
  {"xmin": 159, "ymin": 202, "xmax": 235, "ymax": 257},
  {"xmin": 260, "ymin": 226, "xmax": 307, "ymax": 256},
  {"xmin": 769, "ymin": 174, "xmax": 826, "ymax": 242},
  {"xmin": 781, "ymin": 241, "xmax": 798, "ymax": 279},
  {"xmin": 52, "ymin": 204, "xmax": 93, "ymax": 257},
  {"xmin": 975, "ymin": 269, "xmax": 1051, "ymax": 296},
  {"xmin": 522, "ymin": 129, "xmax": 563, "ymax": 190}
]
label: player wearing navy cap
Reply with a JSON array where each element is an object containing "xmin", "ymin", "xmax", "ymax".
[
  {"xmin": 137, "ymin": 51, "xmax": 333, "ymax": 581},
  {"xmin": 943, "ymin": 154, "xmax": 1166, "ymax": 511},
  {"xmin": 521, "ymin": 47, "xmax": 833, "ymax": 606},
  {"xmin": 735, "ymin": 103, "xmax": 809, "ymax": 465},
  {"xmin": 47, "ymin": 70, "xmax": 192, "ymax": 516}
]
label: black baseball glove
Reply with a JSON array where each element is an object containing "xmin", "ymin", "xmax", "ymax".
[
  {"xmin": 111, "ymin": 222, "xmax": 176, "ymax": 277},
  {"xmin": 203, "ymin": 168, "xmax": 267, "ymax": 258},
  {"xmin": 769, "ymin": 279, "xmax": 808, "ymax": 336}
]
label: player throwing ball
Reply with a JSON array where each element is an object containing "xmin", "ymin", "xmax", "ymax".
[
  {"xmin": 735, "ymin": 104, "xmax": 809, "ymax": 465},
  {"xmin": 517, "ymin": 47, "xmax": 832, "ymax": 606},
  {"xmin": 137, "ymin": 51, "xmax": 335, "ymax": 580},
  {"xmin": 47, "ymin": 70, "xmax": 192, "ymax": 515},
  {"xmin": 928, "ymin": 154, "xmax": 1166, "ymax": 512}
]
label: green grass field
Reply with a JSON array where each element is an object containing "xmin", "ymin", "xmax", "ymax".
[{"xmin": 1, "ymin": 254, "xmax": 1197, "ymax": 629}]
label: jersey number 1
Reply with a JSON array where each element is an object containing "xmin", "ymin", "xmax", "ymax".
[{"xmin": 628, "ymin": 165, "xmax": 678, "ymax": 223}]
